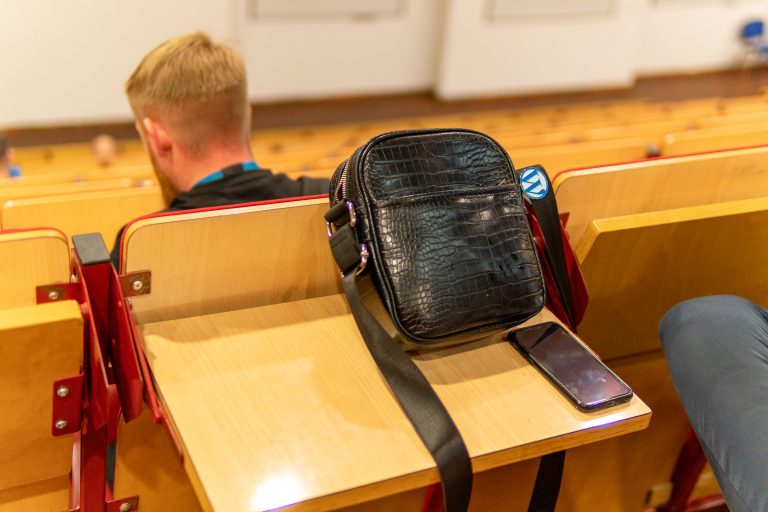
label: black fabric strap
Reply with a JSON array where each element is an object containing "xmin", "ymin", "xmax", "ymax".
[
  {"xmin": 528, "ymin": 451, "xmax": 566, "ymax": 512},
  {"xmin": 342, "ymin": 269, "xmax": 564, "ymax": 511},
  {"xmin": 342, "ymin": 271, "xmax": 472, "ymax": 512},
  {"xmin": 516, "ymin": 165, "xmax": 576, "ymax": 328}
]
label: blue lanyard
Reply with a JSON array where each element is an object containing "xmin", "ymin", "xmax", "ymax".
[{"xmin": 193, "ymin": 160, "xmax": 259, "ymax": 188}]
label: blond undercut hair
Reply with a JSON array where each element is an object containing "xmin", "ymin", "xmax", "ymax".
[{"xmin": 125, "ymin": 32, "xmax": 249, "ymax": 155}]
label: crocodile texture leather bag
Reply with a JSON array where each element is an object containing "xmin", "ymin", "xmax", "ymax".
[
  {"xmin": 327, "ymin": 129, "xmax": 547, "ymax": 345},
  {"xmin": 325, "ymin": 129, "xmax": 576, "ymax": 512}
]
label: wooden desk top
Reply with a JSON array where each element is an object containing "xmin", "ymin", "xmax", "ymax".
[{"xmin": 139, "ymin": 295, "xmax": 650, "ymax": 512}]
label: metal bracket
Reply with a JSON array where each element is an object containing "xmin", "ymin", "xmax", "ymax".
[
  {"xmin": 106, "ymin": 496, "xmax": 140, "ymax": 512},
  {"xmin": 118, "ymin": 271, "xmax": 152, "ymax": 297},
  {"xmin": 52, "ymin": 374, "xmax": 83, "ymax": 436},
  {"xmin": 36, "ymin": 282, "xmax": 82, "ymax": 304}
]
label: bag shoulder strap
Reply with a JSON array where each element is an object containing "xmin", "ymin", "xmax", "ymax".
[
  {"xmin": 327, "ymin": 190, "xmax": 567, "ymax": 511},
  {"xmin": 341, "ymin": 271, "xmax": 473, "ymax": 512}
]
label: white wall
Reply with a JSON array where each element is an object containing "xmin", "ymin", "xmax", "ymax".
[
  {"xmin": 2, "ymin": 0, "xmax": 768, "ymax": 127},
  {"xmin": 435, "ymin": 0, "xmax": 644, "ymax": 100},
  {"xmin": 0, "ymin": 0, "xmax": 233, "ymax": 127},
  {"xmin": 636, "ymin": 1, "xmax": 768, "ymax": 74},
  {"xmin": 235, "ymin": 0, "xmax": 442, "ymax": 102}
]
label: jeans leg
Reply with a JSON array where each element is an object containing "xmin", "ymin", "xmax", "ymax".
[{"xmin": 659, "ymin": 295, "xmax": 768, "ymax": 512}]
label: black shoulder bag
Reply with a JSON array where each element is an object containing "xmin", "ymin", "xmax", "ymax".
[{"xmin": 325, "ymin": 129, "xmax": 575, "ymax": 512}]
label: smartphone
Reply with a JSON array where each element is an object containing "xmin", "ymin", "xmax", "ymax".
[{"xmin": 507, "ymin": 322, "xmax": 633, "ymax": 411}]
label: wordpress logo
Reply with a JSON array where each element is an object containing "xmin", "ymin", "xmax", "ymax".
[{"xmin": 520, "ymin": 167, "xmax": 549, "ymax": 200}]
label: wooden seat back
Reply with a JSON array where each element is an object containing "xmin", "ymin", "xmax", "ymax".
[
  {"xmin": 120, "ymin": 197, "xmax": 340, "ymax": 323},
  {"xmin": 0, "ymin": 301, "xmax": 82, "ymax": 491},
  {"xmin": 0, "ymin": 229, "xmax": 70, "ymax": 309},
  {"xmin": 0, "ymin": 300, "xmax": 82, "ymax": 511},
  {"xmin": 0, "ymin": 165, "xmax": 153, "ymax": 188},
  {"xmin": 662, "ymin": 123, "xmax": 768, "ymax": 155},
  {"xmin": 0, "ymin": 229, "xmax": 77, "ymax": 507},
  {"xmin": 2, "ymin": 187, "xmax": 165, "ymax": 249},
  {"xmin": 575, "ymin": 196, "xmax": 768, "ymax": 361},
  {"xmin": 554, "ymin": 146, "xmax": 768, "ymax": 243},
  {"xmin": 582, "ymin": 118, "xmax": 695, "ymax": 146},
  {"xmin": 510, "ymin": 137, "xmax": 649, "ymax": 175},
  {"xmin": 0, "ymin": 178, "xmax": 136, "ymax": 208}
]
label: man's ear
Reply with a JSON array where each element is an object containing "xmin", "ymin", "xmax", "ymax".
[{"xmin": 142, "ymin": 117, "xmax": 172, "ymax": 157}]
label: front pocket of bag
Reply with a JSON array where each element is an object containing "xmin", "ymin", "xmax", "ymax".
[{"xmin": 371, "ymin": 189, "xmax": 545, "ymax": 341}]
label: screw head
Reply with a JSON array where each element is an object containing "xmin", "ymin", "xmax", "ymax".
[
  {"xmin": 48, "ymin": 290, "xmax": 60, "ymax": 301},
  {"xmin": 131, "ymin": 280, "xmax": 143, "ymax": 291},
  {"xmin": 56, "ymin": 385, "xmax": 70, "ymax": 398},
  {"xmin": 119, "ymin": 502, "xmax": 133, "ymax": 512},
  {"xmin": 54, "ymin": 419, "xmax": 68, "ymax": 430}
]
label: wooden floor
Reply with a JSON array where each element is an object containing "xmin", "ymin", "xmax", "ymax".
[{"xmin": 7, "ymin": 68, "xmax": 768, "ymax": 147}]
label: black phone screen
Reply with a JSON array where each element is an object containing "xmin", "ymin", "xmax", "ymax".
[{"xmin": 508, "ymin": 322, "xmax": 632, "ymax": 408}]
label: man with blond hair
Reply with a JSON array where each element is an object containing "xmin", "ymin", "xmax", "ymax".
[{"xmin": 110, "ymin": 32, "xmax": 328, "ymax": 266}]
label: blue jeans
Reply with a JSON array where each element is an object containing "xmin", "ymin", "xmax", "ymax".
[{"xmin": 659, "ymin": 295, "xmax": 768, "ymax": 512}]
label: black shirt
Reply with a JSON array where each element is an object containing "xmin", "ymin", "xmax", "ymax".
[{"xmin": 110, "ymin": 163, "xmax": 329, "ymax": 268}]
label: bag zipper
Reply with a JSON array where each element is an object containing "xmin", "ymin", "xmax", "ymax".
[
  {"xmin": 333, "ymin": 158, "xmax": 350, "ymax": 202},
  {"xmin": 334, "ymin": 128, "xmax": 508, "ymax": 204}
]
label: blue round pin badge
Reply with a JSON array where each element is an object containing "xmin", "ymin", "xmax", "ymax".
[{"xmin": 520, "ymin": 167, "xmax": 549, "ymax": 200}]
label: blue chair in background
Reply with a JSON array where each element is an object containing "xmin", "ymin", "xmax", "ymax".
[{"xmin": 740, "ymin": 19, "xmax": 768, "ymax": 67}]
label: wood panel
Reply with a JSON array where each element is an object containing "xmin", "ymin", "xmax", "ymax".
[
  {"xmin": 122, "ymin": 198, "xmax": 340, "ymax": 324},
  {"xmin": 15, "ymin": 141, "xmax": 149, "ymax": 175},
  {"xmin": 114, "ymin": 407, "xmax": 203, "ymax": 512},
  {"xmin": 575, "ymin": 197, "xmax": 768, "ymax": 360},
  {"xmin": 697, "ymin": 110, "xmax": 768, "ymax": 128},
  {"xmin": 0, "ymin": 475, "xmax": 70, "ymax": 512},
  {"xmin": 662, "ymin": 124, "xmax": 768, "ymax": 155},
  {"xmin": 553, "ymin": 145, "xmax": 768, "ymax": 244},
  {"xmin": 0, "ymin": 301, "xmax": 82, "ymax": 490},
  {"xmin": 0, "ymin": 178, "xmax": 135, "ymax": 206},
  {"xmin": 510, "ymin": 137, "xmax": 650, "ymax": 175},
  {"xmin": 581, "ymin": 118, "xmax": 695, "ymax": 146},
  {"xmin": 0, "ymin": 230, "xmax": 70, "ymax": 309},
  {"xmin": 334, "ymin": 460, "xmax": 541, "ymax": 512},
  {"xmin": 556, "ymin": 351, "xmax": 690, "ymax": 511},
  {"xmin": 2, "ymin": 187, "xmax": 165, "ymax": 250},
  {"xmin": 0, "ymin": 165, "xmax": 153, "ymax": 187},
  {"xmin": 138, "ymin": 297, "xmax": 649, "ymax": 512}
]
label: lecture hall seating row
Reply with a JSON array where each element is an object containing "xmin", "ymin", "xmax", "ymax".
[
  {"xmin": 9, "ymin": 93, "xmax": 768, "ymax": 178},
  {"xmin": 7, "ymin": 140, "xmax": 768, "ymax": 510},
  {"xmin": 5, "ymin": 93, "xmax": 768, "ymax": 510}
]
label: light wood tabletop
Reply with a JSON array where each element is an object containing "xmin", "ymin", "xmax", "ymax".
[{"xmin": 139, "ymin": 294, "xmax": 650, "ymax": 512}]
